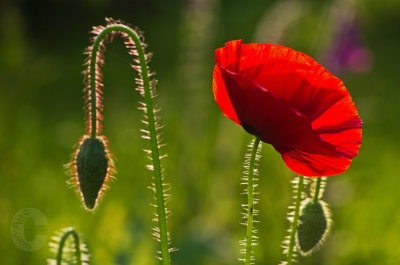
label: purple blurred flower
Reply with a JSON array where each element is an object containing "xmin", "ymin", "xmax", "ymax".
[{"xmin": 324, "ymin": 17, "xmax": 373, "ymax": 74}]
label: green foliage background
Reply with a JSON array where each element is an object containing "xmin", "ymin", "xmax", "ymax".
[{"xmin": 1, "ymin": 0, "xmax": 399, "ymax": 264}]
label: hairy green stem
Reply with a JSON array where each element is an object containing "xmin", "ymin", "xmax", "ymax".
[
  {"xmin": 56, "ymin": 229, "xmax": 82, "ymax": 265},
  {"xmin": 287, "ymin": 175, "xmax": 304, "ymax": 265},
  {"xmin": 245, "ymin": 137, "xmax": 261, "ymax": 265},
  {"xmin": 313, "ymin": 177, "xmax": 322, "ymax": 203},
  {"xmin": 89, "ymin": 24, "xmax": 171, "ymax": 265}
]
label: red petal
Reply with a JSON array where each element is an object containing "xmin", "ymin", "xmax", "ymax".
[
  {"xmin": 217, "ymin": 40, "xmax": 352, "ymax": 123},
  {"xmin": 217, "ymin": 64, "xmax": 338, "ymax": 153},
  {"xmin": 213, "ymin": 65, "xmax": 240, "ymax": 125},
  {"xmin": 277, "ymin": 148, "xmax": 353, "ymax": 177},
  {"xmin": 213, "ymin": 40, "xmax": 362, "ymax": 176}
]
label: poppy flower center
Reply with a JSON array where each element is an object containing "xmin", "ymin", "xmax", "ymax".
[{"xmin": 241, "ymin": 121, "xmax": 261, "ymax": 138}]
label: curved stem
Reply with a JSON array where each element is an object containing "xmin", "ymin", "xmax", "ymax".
[
  {"xmin": 286, "ymin": 175, "xmax": 304, "ymax": 265},
  {"xmin": 89, "ymin": 31, "xmax": 99, "ymax": 138},
  {"xmin": 56, "ymin": 229, "xmax": 82, "ymax": 265},
  {"xmin": 245, "ymin": 137, "xmax": 261, "ymax": 265},
  {"xmin": 313, "ymin": 177, "xmax": 322, "ymax": 203},
  {"xmin": 88, "ymin": 24, "xmax": 171, "ymax": 265}
]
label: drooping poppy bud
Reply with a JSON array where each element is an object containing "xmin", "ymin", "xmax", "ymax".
[
  {"xmin": 296, "ymin": 199, "xmax": 331, "ymax": 255},
  {"xmin": 71, "ymin": 135, "xmax": 114, "ymax": 210}
]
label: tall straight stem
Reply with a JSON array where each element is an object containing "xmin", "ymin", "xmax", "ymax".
[
  {"xmin": 88, "ymin": 24, "xmax": 171, "ymax": 265},
  {"xmin": 286, "ymin": 175, "xmax": 304, "ymax": 265},
  {"xmin": 245, "ymin": 137, "xmax": 261, "ymax": 265}
]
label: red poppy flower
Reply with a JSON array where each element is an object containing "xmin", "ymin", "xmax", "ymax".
[{"xmin": 213, "ymin": 40, "xmax": 362, "ymax": 177}]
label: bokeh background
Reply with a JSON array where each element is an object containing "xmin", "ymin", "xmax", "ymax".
[{"xmin": 1, "ymin": 0, "xmax": 400, "ymax": 264}]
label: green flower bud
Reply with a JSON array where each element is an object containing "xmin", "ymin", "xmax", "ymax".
[
  {"xmin": 296, "ymin": 199, "xmax": 331, "ymax": 255},
  {"xmin": 74, "ymin": 135, "xmax": 113, "ymax": 210}
]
